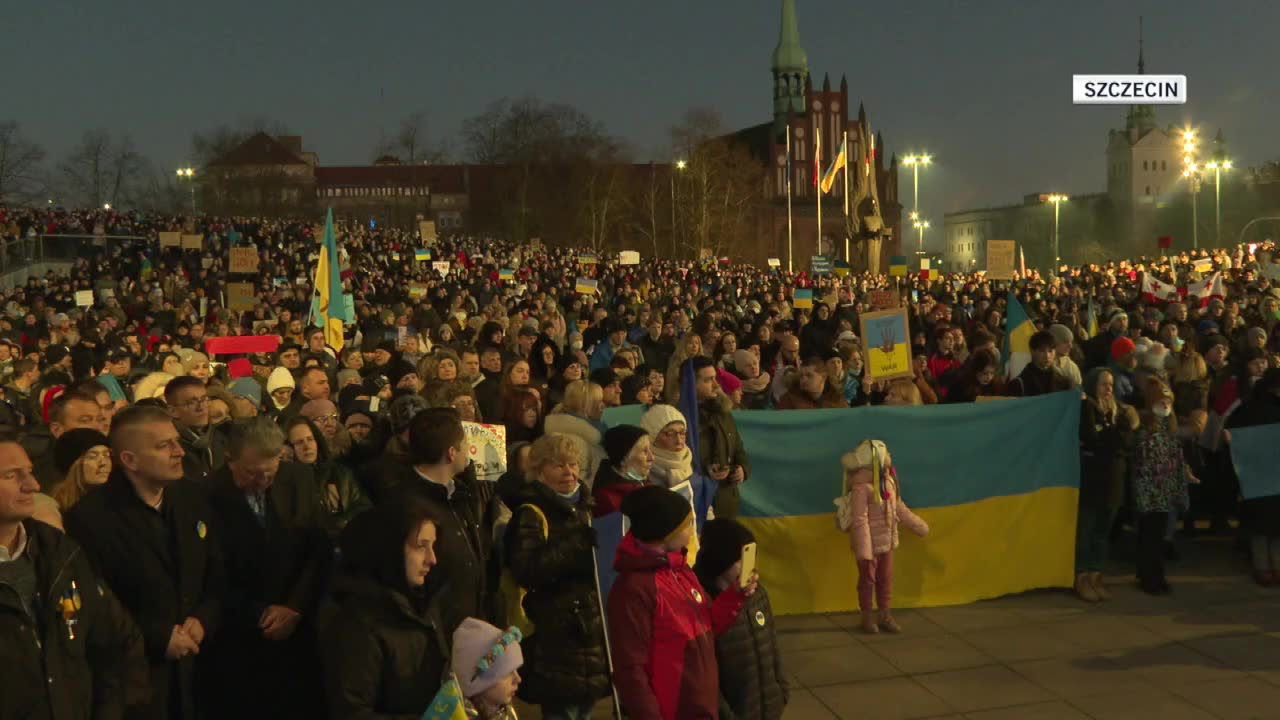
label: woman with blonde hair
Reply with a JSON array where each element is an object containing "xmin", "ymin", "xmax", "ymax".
[
  {"xmin": 182, "ymin": 351, "xmax": 213, "ymax": 383},
  {"xmin": 49, "ymin": 428, "xmax": 112, "ymax": 511},
  {"xmin": 1170, "ymin": 344, "xmax": 1209, "ymax": 418},
  {"xmin": 883, "ymin": 378, "xmax": 923, "ymax": 406},
  {"xmin": 664, "ymin": 334, "xmax": 705, "ymax": 404},
  {"xmin": 132, "ymin": 371, "xmax": 175, "ymax": 402},
  {"xmin": 544, "ymin": 380, "xmax": 607, "ymax": 485}
]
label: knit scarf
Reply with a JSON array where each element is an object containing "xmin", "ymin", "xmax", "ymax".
[
  {"xmin": 650, "ymin": 445, "xmax": 693, "ymax": 488},
  {"xmin": 741, "ymin": 370, "xmax": 771, "ymax": 394}
]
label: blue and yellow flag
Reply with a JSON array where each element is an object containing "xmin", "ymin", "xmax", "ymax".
[
  {"xmin": 889, "ymin": 255, "xmax": 908, "ymax": 278},
  {"xmin": 575, "ymin": 277, "xmax": 598, "ymax": 295},
  {"xmin": 415, "ymin": 249, "xmax": 432, "ymax": 262},
  {"xmin": 498, "ymin": 268, "xmax": 515, "ymax": 281},
  {"xmin": 1003, "ymin": 294, "xmax": 1035, "ymax": 379},
  {"xmin": 819, "ymin": 136, "xmax": 848, "ymax": 194},
  {"xmin": 421, "ymin": 674, "xmax": 467, "ymax": 720},
  {"xmin": 1085, "ymin": 298, "xmax": 1099, "ymax": 339},
  {"xmin": 793, "ymin": 288, "xmax": 814, "ymax": 309},
  {"xmin": 311, "ymin": 209, "xmax": 352, "ymax": 352}
]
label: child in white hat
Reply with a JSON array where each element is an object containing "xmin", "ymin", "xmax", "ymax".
[{"xmin": 452, "ymin": 618, "xmax": 524, "ymax": 719}]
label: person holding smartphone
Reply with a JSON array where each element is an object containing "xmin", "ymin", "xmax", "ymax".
[
  {"xmin": 685, "ymin": 357, "xmax": 750, "ymax": 520},
  {"xmin": 695, "ymin": 519, "xmax": 788, "ymax": 720}
]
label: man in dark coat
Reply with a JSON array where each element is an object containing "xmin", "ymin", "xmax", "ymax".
[
  {"xmin": 394, "ymin": 407, "xmax": 501, "ymax": 633},
  {"xmin": 164, "ymin": 377, "xmax": 228, "ymax": 486},
  {"xmin": 65, "ymin": 405, "xmax": 226, "ymax": 720},
  {"xmin": 0, "ymin": 440, "xmax": 149, "ymax": 720},
  {"xmin": 689, "ymin": 357, "xmax": 751, "ymax": 520},
  {"xmin": 202, "ymin": 418, "xmax": 331, "ymax": 718}
]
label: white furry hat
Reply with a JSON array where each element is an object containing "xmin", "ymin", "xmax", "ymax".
[{"xmin": 841, "ymin": 439, "xmax": 891, "ymax": 472}]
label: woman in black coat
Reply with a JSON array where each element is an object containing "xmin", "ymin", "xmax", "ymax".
[
  {"xmin": 1074, "ymin": 368, "xmax": 1136, "ymax": 602},
  {"xmin": 504, "ymin": 433, "xmax": 611, "ymax": 718},
  {"xmin": 321, "ymin": 497, "xmax": 451, "ymax": 719}
]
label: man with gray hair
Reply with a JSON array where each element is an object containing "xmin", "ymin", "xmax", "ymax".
[{"xmin": 203, "ymin": 416, "xmax": 330, "ymax": 718}]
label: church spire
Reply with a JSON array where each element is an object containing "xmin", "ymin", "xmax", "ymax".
[
  {"xmin": 771, "ymin": 0, "xmax": 810, "ymax": 130},
  {"xmin": 1125, "ymin": 17, "xmax": 1156, "ymax": 135},
  {"xmin": 1137, "ymin": 16, "xmax": 1145, "ymax": 74}
]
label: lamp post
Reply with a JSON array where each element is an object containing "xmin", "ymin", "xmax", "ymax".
[
  {"xmin": 902, "ymin": 153, "xmax": 931, "ymax": 223},
  {"xmin": 671, "ymin": 159, "xmax": 686, "ymax": 256},
  {"xmin": 176, "ymin": 167, "xmax": 197, "ymax": 213},
  {"xmin": 1181, "ymin": 129, "xmax": 1201, "ymax": 249},
  {"xmin": 1204, "ymin": 159, "xmax": 1232, "ymax": 247},
  {"xmin": 1045, "ymin": 194, "xmax": 1068, "ymax": 276},
  {"xmin": 912, "ymin": 219, "xmax": 929, "ymax": 253}
]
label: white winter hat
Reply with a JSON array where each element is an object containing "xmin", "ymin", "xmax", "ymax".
[
  {"xmin": 841, "ymin": 439, "xmax": 891, "ymax": 473},
  {"xmin": 641, "ymin": 403, "xmax": 687, "ymax": 438},
  {"xmin": 266, "ymin": 366, "xmax": 295, "ymax": 393},
  {"xmin": 451, "ymin": 618, "xmax": 523, "ymax": 699}
]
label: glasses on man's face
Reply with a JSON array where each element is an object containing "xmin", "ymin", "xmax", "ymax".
[{"xmin": 314, "ymin": 413, "xmax": 339, "ymax": 425}]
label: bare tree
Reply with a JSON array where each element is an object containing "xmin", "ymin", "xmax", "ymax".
[
  {"xmin": 0, "ymin": 121, "xmax": 47, "ymax": 204},
  {"xmin": 668, "ymin": 108, "xmax": 765, "ymax": 259},
  {"xmin": 372, "ymin": 111, "xmax": 448, "ymax": 164},
  {"xmin": 57, "ymin": 129, "xmax": 147, "ymax": 208}
]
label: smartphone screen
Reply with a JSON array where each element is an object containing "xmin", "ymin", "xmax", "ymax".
[
  {"xmin": 739, "ymin": 542, "xmax": 757, "ymax": 589},
  {"xmin": 911, "ymin": 290, "xmax": 919, "ymax": 303}
]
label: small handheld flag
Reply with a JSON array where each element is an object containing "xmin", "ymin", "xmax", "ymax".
[
  {"xmin": 576, "ymin": 278, "xmax": 599, "ymax": 295},
  {"xmin": 415, "ymin": 249, "xmax": 432, "ymax": 262},
  {"xmin": 498, "ymin": 268, "xmax": 515, "ymax": 281},
  {"xmin": 889, "ymin": 256, "xmax": 908, "ymax": 278},
  {"xmin": 793, "ymin": 288, "xmax": 814, "ymax": 309},
  {"xmin": 420, "ymin": 673, "xmax": 467, "ymax": 720}
]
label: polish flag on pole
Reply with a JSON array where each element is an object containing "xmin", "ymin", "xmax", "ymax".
[
  {"xmin": 1183, "ymin": 272, "xmax": 1226, "ymax": 306},
  {"xmin": 1141, "ymin": 272, "xmax": 1180, "ymax": 304}
]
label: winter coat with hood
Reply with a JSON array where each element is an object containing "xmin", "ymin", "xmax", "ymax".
[
  {"xmin": 543, "ymin": 411, "xmax": 608, "ymax": 486},
  {"xmin": 846, "ymin": 466, "xmax": 929, "ymax": 561},
  {"xmin": 321, "ymin": 509, "xmax": 452, "ymax": 719},
  {"xmin": 608, "ymin": 533, "xmax": 746, "ymax": 720},
  {"xmin": 692, "ymin": 571, "xmax": 788, "ymax": 720},
  {"xmin": 504, "ymin": 480, "xmax": 611, "ymax": 707}
]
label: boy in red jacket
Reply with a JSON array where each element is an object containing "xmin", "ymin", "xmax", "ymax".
[{"xmin": 607, "ymin": 486, "xmax": 755, "ymax": 720}]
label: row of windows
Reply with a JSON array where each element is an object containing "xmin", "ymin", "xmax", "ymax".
[
  {"xmin": 1111, "ymin": 159, "xmax": 1170, "ymax": 178},
  {"xmin": 950, "ymin": 242, "xmax": 977, "ymax": 254},
  {"xmin": 954, "ymin": 226, "xmax": 979, "ymax": 238},
  {"xmin": 320, "ymin": 186, "xmax": 430, "ymax": 198},
  {"xmin": 1143, "ymin": 160, "xmax": 1168, "ymax": 172}
]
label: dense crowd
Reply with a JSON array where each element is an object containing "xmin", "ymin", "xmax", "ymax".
[{"xmin": 2, "ymin": 203, "xmax": 1280, "ymax": 719}]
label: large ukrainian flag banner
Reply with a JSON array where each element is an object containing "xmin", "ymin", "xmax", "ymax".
[{"xmin": 603, "ymin": 391, "xmax": 1079, "ymax": 615}]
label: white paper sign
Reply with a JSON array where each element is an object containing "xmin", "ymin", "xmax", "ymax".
[
  {"xmin": 463, "ymin": 422, "xmax": 507, "ymax": 482},
  {"xmin": 619, "ymin": 250, "xmax": 640, "ymax": 266},
  {"xmin": 432, "ymin": 261, "xmax": 451, "ymax": 276},
  {"xmin": 75, "ymin": 290, "xmax": 94, "ymax": 307}
]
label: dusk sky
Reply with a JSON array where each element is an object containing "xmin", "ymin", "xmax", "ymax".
[{"xmin": 5, "ymin": 0, "xmax": 1277, "ymax": 230}]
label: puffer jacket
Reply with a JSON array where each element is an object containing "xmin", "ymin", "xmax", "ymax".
[
  {"xmin": 504, "ymin": 481, "xmax": 611, "ymax": 707},
  {"xmin": 700, "ymin": 583, "xmax": 788, "ymax": 720},
  {"xmin": 608, "ymin": 533, "xmax": 745, "ymax": 720},
  {"xmin": 847, "ymin": 473, "xmax": 929, "ymax": 561},
  {"xmin": 320, "ymin": 574, "xmax": 450, "ymax": 720}
]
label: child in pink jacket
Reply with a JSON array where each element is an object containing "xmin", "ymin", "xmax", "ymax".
[{"xmin": 837, "ymin": 439, "xmax": 929, "ymax": 634}]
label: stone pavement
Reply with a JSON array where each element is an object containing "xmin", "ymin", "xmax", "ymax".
[{"xmin": 521, "ymin": 535, "xmax": 1280, "ymax": 719}]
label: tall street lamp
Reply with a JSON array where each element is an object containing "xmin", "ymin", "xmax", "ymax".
[
  {"xmin": 1181, "ymin": 129, "xmax": 1201, "ymax": 249},
  {"xmin": 176, "ymin": 167, "xmax": 197, "ymax": 213},
  {"xmin": 902, "ymin": 153, "xmax": 931, "ymax": 224},
  {"xmin": 671, "ymin": 159, "xmax": 686, "ymax": 255},
  {"xmin": 1204, "ymin": 159, "xmax": 1232, "ymax": 246},
  {"xmin": 913, "ymin": 219, "xmax": 929, "ymax": 253},
  {"xmin": 1045, "ymin": 194, "xmax": 1068, "ymax": 275}
]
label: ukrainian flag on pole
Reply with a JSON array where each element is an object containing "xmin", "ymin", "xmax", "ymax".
[
  {"xmin": 312, "ymin": 209, "xmax": 352, "ymax": 352},
  {"xmin": 1004, "ymin": 294, "xmax": 1035, "ymax": 379},
  {"xmin": 819, "ymin": 136, "xmax": 848, "ymax": 194},
  {"xmin": 1086, "ymin": 298, "xmax": 1099, "ymax": 339}
]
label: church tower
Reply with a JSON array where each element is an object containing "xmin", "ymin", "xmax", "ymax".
[
  {"xmin": 1124, "ymin": 17, "xmax": 1157, "ymax": 135},
  {"xmin": 771, "ymin": 0, "xmax": 809, "ymax": 132}
]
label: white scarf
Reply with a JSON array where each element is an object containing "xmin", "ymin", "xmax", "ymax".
[{"xmin": 649, "ymin": 446, "xmax": 694, "ymax": 488}]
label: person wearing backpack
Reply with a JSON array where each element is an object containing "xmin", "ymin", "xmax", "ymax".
[{"xmin": 503, "ymin": 432, "xmax": 611, "ymax": 719}]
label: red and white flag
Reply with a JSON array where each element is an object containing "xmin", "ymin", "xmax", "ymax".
[
  {"xmin": 1183, "ymin": 272, "xmax": 1226, "ymax": 306},
  {"xmin": 1141, "ymin": 272, "xmax": 1180, "ymax": 303}
]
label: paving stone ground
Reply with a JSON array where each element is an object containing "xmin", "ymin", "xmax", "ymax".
[{"xmin": 519, "ymin": 533, "xmax": 1280, "ymax": 719}]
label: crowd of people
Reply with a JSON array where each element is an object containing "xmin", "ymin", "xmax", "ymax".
[{"xmin": 2, "ymin": 203, "xmax": 1280, "ymax": 719}]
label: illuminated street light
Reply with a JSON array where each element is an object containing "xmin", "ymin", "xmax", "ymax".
[
  {"xmin": 902, "ymin": 153, "xmax": 932, "ymax": 222},
  {"xmin": 103, "ymin": 203, "xmax": 111, "ymax": 210},
  {"xmin": 912, "ymin": 218, "xmax": 930, "ymax": 253},
  {"xmin": 1204, "ymin": 159, "xmax": 1232, "ymax": 246},
  {"xmin": 1045, "ymin": 194, "xmax": 1068, "ymax": 275},
  {"xmin": 176, "ymin": 167, "xmax": 198, "ymax": 213}
]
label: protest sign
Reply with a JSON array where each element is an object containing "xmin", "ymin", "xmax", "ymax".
[
  {"xmin": 159, "ymin": 231, "xmax": 181, "ymax": 248},
  {"xmin": 418, "ymin": 220, "xmax": 437, "ymax": 245},
  {"xmin": 793, "ymin": 288, "xmax": 813, "ymax": 309},
  {"xmin": 619, "ymin": 250, "xmax": 640, "ymax": 266},
  {"xmin": 432, "ymin": 260, "xmax": 451, "ymax": 276},
  {"xmin": 767, "ymin": 258, "xmax": 781, "ymax": 268},
  {"xmin": 181, "ymin": 234, "xmax": 203, "ymax": 250},
  {"xmin": 866, "ymin": 289, "xmax": 898, "ymax": 310},
  {"xmin": 986, "ymin": 240, "xmax": 1016, "ymax": 280},
  {"xmin": 810, "ymin": 255, "xmax": 832, "ymax": 274},
  {"xmin": 1192, "ymin": 257, "xmax": 1214, "ymax": 273},
  {"xmin": 75, "ymin": 290, "xmax": 94, "ymax": 308},
  {"xmin": 1229, "ymin": 424, "xmax": 1280, "ymax": 500},
  {"xmin": 415, "ymin": 249, "xmax": 432, "ymax": 262},
  {"xmin": 229, "ymin": 247, "xmax": 259, "ymax": 274},
  {"xmin": 576, "ymin": 278, "xmax": 599, "ymax": 295},
  {"xmin": 463, "ymin": 422, "xmax": 506, "ymax": 482},
  {"xmin": 578, "ymin": 254, "xmax": 598, "ymax": 266},
  {"xmin": 860, "ymin": 307, "xmax": 913, "ymax": 381},
  {"xmin": 408, "ymin": 283, "xmax": 429, "ymax": 299},
  {"xmin": 226, "ymin": 282, "xmax": 256, "ymax": 311}
]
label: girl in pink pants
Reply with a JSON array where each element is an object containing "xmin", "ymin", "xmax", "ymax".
[{"xmin": 837, "ymin": 440, "xmax": 929, "ymax": 634}]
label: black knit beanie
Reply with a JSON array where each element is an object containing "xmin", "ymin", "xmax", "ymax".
[
  {"xmin": 621, "ymin": 485, "xmax": 693, "ymax": 543},
  {"xmin": 695, "ymin": 518, "xmax": 756, "ymax": 588},
  {"xmin": 603, "ymin": 424, "xmax": 648, "ymax": 468},
  {"xmin": 54, "ymin": 428, "xmax": 110, "ymax": 476}
]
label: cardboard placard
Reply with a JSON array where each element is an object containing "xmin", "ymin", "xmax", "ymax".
[
  {"xmin": 578, "ymin": 254, "xmax": 598, "ymax": 266},
  {"xmin": 463, "ymin": 422, "xmax": 507, "ymax": 482},
  {"xmin": 767, "ymin": 258, "xmax": 781, "ymax": 268},
  {"xmin": 432, "ymin": 261, "xmax": 451, "ymax": 276},
  {"xmin": 867, "ymin": 289, "xmax": 898, "ymax": 310},
  {"xmin": 226, "ymin": 282, "xmax": 256, "ymax": 311},
  {"xmin": 986, "ymin": 240, "xmax": 1016, "ymax": 280},
  {"xmin": 159, "ymin": 231, "xmax": 182, "ymax": 248},
  {"xmin": 75, "ymin": 290, "xmax": 94, "ymax": 308},
  {"xmin": 419, "ymin": 220, "xmax": 437, "ymax": 245},
  {"xmin": 229, "ymin": 247, "xmax": 259, "ymax": 274},
  {"xmin": 408, "ymin": 283, "xmax": 430, "ymax": 299},
  {"xmin": 859, "ymin": 307, "xmax": 913, "ymax": 381},
  {"xmin": 810, "ymin": 256, "xmax": 832, "ymax": 274},
  {"xmin": 181, "ymin": 234, "xmax": 203, "ymax": 250},
  {"xmin": 619, "ymin": 250, "xmax": 640, "ymax": 266}
]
